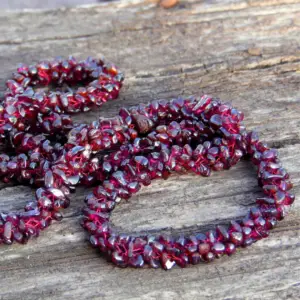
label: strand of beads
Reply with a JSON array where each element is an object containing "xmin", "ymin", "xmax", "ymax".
[
  {"xmin": 0, "ymin": 57, "xmax": 123, "ymax": 244},
  {"xmin": 0, "ymin": 58, "xmax": 294, "ymax": 270},
  {"xmin": 79, "ymin": 96, "xmax": 294, "ymax": 269}
]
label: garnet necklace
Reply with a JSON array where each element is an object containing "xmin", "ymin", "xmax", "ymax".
[{"xmin": 0, "ymin": 57, "xmax": 294, "ymax": 270}]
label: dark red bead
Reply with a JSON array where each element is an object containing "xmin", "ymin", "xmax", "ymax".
[
  {"xmin": 161, "ymin": 253, "xmax": 176, "ymax": 270},
  {"xmin": 112, "ymin": 251, "xmax": 127, "ymax": 268},
  {"xmin": 216, "ymin": 225, "xmax": 230, "ymax": 241},
  {"xmin": 198, "ymin": 242, "xmax": 210, "ymax": 255},
  {"xmin": 202, "ymin": 252, "xmax": 215, "ymax": 262},
  {"xmin": 129, "ymin": 255, "xmax": 144, "ymax": 268},
  {"xmin": 225, "ymin": 243, "xmax": 236, "ymax": 256},
  {"xmin": 211, "ymin": 242, "xmax": 225, "ymax": 257},
  {"xmin": 230, "ymin": 231, "xmax": 243, "ymax": 246},
  {"xmin": 284, "ymin": 193, "xmax": 295, "ymax": 205},
  {"xmin": 190, "ymin": 252, "xmax": 201, "ymax": 265}
]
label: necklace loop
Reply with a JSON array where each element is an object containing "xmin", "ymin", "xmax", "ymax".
[{"xmin": 0, "ymin": 57, "xmax": 294, "ymax": 270}]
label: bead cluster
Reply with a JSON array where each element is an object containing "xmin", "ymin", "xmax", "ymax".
[
  {"xmin": 0, "ymin": 57, "xmax": 294, "ymax": 270},
  {"xmin": 0, "ymin": 57, "xmax": 123, "ymax": 242}
]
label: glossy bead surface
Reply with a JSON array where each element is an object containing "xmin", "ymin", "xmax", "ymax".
[{"xmin": 0, "ymin": 62, "xmax": 295, "ymax": 270}]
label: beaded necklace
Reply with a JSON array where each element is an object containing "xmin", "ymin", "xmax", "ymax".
[{"xmin": 0, "ymin": 57, "xmax": 294, "ymax": 269}]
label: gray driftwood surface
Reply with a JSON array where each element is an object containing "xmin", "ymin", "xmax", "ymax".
[{"xmin": 0, "ymin": 0, "xmax": 300, "ymax": 299}]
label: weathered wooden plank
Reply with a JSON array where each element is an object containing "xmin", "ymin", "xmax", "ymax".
[
  {"xmin": 0, "ymin": 0, "xmax": 300, "ymax": 299},
  {"xmin": 0, "ymin": 0, "xmax": 99, "ymax": 11}
]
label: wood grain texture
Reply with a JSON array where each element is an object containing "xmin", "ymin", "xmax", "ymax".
[
  {"xmin": 0, "ymin": 0, "xmax": 300, "ymax": 299},
  {"xmin": 0, "ymin": 0, "xmax": 100, "ymax": 11}
]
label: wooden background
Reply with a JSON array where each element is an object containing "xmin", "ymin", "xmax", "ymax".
[
  {"xmin": 0, "ymin": 0, "xmax": 300, "ymax": 299},
  {"xmin": 0, "ymin": 0, "xmax": 100, "ymax": 10}
]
